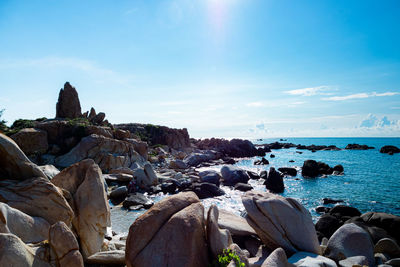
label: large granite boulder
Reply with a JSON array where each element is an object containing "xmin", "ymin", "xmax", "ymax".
[
  {"xmin": 125, "ymin": 138, "xmax": 148, "ymax": 159},
  {"xmin": 218, "ymin": 209, "xmax": 257, "ymax": 237},
  {"xmin": 125, "ymin": 192, "xmax": 209, "ymax": 267},
  {"xmin": 52, "ymin": 159, "xmax": 110, "ymax": 258},
  {"xmin": 0, "ymin": 177, "xmax": 74, "ymax": 226},
  {"xmin": 221, "ymin": 165, "xmax": 250, "ymax": 186},
  {"xmin": 54, "ymin": 134, "xmax": 146, "ymax": 172},
  {"xmin": 324, "ymin": 223, "xmax": 374, "ymax": 266},
  {"xmin": 261, "ymin": 247, "xmax": 292, "ymax": 267},
  {"xmin": 49, "ymin": 221, "xmax": 84, "ymax": 267},
  {"xmin": 0, "ymin": 202, "xmax": 50, "ymax": 243},
  {"xmin": 0, "ymin": 233, "xmax": 52, "ymax": 267},
  {"xmin": 10, "ymin": 128, "xmax": 48, "ymax": 155},
  {"xmin": 56, "ymin": 82, "xmax": 82, "ymax": 119},
  {"xmin": 184, "ymin": 151, "xmax": 217, "ymax": 167},
  {"xmin": 206, "ymin": 205, "xmax": 233, "ymax": 258},
  {"xmin": 0, "ymin": 133, "xmax": 46, "ymax": 180},
  {"xmin": 264, "ymin": 167, "xmax": 284, "ymax": 193},
  {"xmin": 242, "ymin": 191, "xmax": 320, "ymax": 255}
]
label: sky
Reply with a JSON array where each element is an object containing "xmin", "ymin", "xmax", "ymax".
[{"xmin": 0, "ymin": 0, "xmax": 400, "ymax": 138}]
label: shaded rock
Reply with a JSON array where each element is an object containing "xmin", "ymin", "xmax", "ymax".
[
  {"xmin": 123, "ymin": 193, "xmax": 154, "ymax": 209},
  {"xmin": 199, "ymin": 170, "xmax": 221, "ymax": 186},
  {"xmin": 55, "ymin": 134, "xmax": 146, "ymax": 172},
  {"xmin": 38, "ymin": 164, "xmax": 60, "ymax": 179},
  {"xmin": 361, "ymin": 212, "xmax": 400, "ymax": 242},
  {"xmin": 374, "ymin": 238, "xmax": 400, "ymax": 257},
  {"xmin": 345, "ymin": 144, "xmax": 374, "ymax": 150},
  {"xmin": 49, "ymin": 221, "xmax": 84, "ymax": 267},
  {"xmin": 329, "ymin": 205, "xmax": 361, "ymax": 218},
  {"xmin": 86, "ymin": 250, "xmax": 125, "ymax": 265},
  {"xmin": 235, "ymin": 183, "xmax": 253, "ymax": 192},
  {"xmin": 88, "ymin": 107, "xmax": 96, "ymax": 120},
  {"xmin": 196, "ymin": 138, "xmax": 263, "ymax": 157},
  {"xmin": 315, "ymin": 214, "xmax": 342, "ymax": 240},
  {"xmin": 184, "ymin": 151, "xmax": 216, "ymax": 167},
  {"xmin": 0, "ymin": 133, "xmax": 46, "ymax": 180},
  {"xmin": 301, "ymin": 160, "xmax": 319, "ymax": 178},
  {"xmin": 247, "ymin": 171, "xmax": 260, "ymax": 180},
  {"xmin": 323, "ymin": 198, "xmax": 344, "ymax": 205},
  {"xmin": 288, "ymin": 251, "xmax": 337, "ymax": 267},
  {"xmin": 90, "ymin": 112, "xmax": 105, "ymax": 124},
  {"xmin": 207, "ymin": 205, "xmax": 233, "ymax": 257},
  {"xmin": 242, "ymin": 191, "xmax": 320, "ymax": 255},
  {"xmin": 0, "ymin": 202, "xmax": 50, "ymax": 243},
  {"xmin": 109, "ymin": 167, "xmax": 135, "ymax": 175},
  {"xmin": 255, "ymin": 157, "xmax": 269, "ymax": 165},
  {"xmin": 333, "ymin": 165, "xmax": 344, "ymax": 174},
  {"xmin": 221, "ymin": 165, "xmax": 250, "ymax": 186},
  {"xmin": 264, "ymin": 167, "xmax": 284, "ymax": 193},
  {"xmin": 109, "ymin": 186, "xmax": 128, "ymax": 200},
  {"xmin": 324, "ymin": 223, "xmax": 374, "ymax": 266},
  {"xmin": 10, "ymin": 128, "xmax": 48, "ymax": 155},
  {"xmin": 218, "ymin": 209, "xmax": 257, "ymax": 237},
  {"xmin": 278, "ymin": 167, "xmax": 297, "ymax": 177},
  {"xmin": 161, "ymin": 182, "xmax": 177, "ymax": 194},
  {"xmin": 125, "ymin": 138, "xmax": 148, "ymax": 160},
  {"xmin": 380, "ymin": 145, "xmax": 400, "ymax": 154},
  {"xmin": 52, "ymin": 159, "xmax": 110, "ymax": 258},
  {"xmin": 385, "ymin": 258, "xmax": 400, "ymax": 266},
  {"xmin": 261, "ymin": 247, "xmax": 292, "ymax": 267},
  {"xmin": 270, "ymin": 154, "xmax": 275, "ymax": 158},
  {"xmin": 260, "ymin": 170, "xmax": 268, "ymax": 179},
  {"xmin": 125, "ymin": 192, "xmax": 209, "ymax": 267},
  {"xmin": 169, "ymin": 159, "xmax": 188, "ymax": 169},
  {"xmin": 315, "ymin": 206, "xmax": 330, "ymax": 214},
  {"xmin": 114, "ymin": 129, "xmax": 130, "ymax": 140},
  {"xmin": 0, "ymin": 233, "xmax": 51, "ymax": 267},
  {"xmin": 56, "ymin": 82, "xmax": 81, "ymax": 119},
  {"xmin": 0, "ymin": 177, "xmax": 74, "ymax": 226},
  {"xmin": 190, "ymin": 182, "xmax": 225, "ymax": 199}
]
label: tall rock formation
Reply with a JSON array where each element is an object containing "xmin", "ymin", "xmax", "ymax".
[{"xmin": 56, "ymin": 82, "xmax": 82, "ymax": 119}]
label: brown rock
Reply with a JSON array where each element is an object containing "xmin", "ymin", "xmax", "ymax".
[
  {"xmin": 86, "ymin": 250, "xmax": 125, "ymax": 265},
  {"xmin": 114, "ymin": 129, "xmax": 131, "ymax": 140},
  {"xmin": 126, "ymin": 192, "xmax": 208, "ymax": 267},
  {"xmin": 0, "ymin": 177, "xmax": 74, "ymax": 226},
  {"xmin": 125, "ymin": 138, "xmax": 148, "ymax": 159},
  {"xmin": 0, "ymin": 132, "xmax": 46, "ymax": 180},
  {"xmin": 10, "ymin": 128, "xmax": 48, "ymax": 155},
  {"xmin": 91, "ymin": 112, "xmax": 105, "ymax": 124},
  {"xmin": 56, "ymin": 82, "xmax": 82, "ymax": 119},
  {"xmin": 85, "ymin": 125, "xmax": 113, "ymax": 138},
  {"xmin": 88, "ymin": 107, "xmax": 96, "ymax": 120},
  {"xmin": 52, "ymin": 159, "xmax": 110, "ymax": 258}
]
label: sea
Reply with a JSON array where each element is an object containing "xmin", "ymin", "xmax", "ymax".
[{"xmin": 110, "ymin": 137, "xmax": 400, "ymax": 236}]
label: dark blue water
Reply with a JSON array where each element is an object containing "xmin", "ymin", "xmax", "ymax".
[{"xmin": 243, "ymin": 137, "xmax": 400, "ymax": 216}]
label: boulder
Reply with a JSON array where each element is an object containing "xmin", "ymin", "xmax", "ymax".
[
  {"xmin": 161, "ymin": 182, "xmax": 177, "ymax": 194},
  {"xmin": 114, "ymin": 129, "xmax": 131, "ymax": 140},
  {"xmin": 143, "ymin": 163, "xmax": 158, "ymax": 185},
  {"xmin": 125, "ymin": 192, "xmax": 209, "ymax": 267},
  {"xmin": 207, "ymin": 205, "xmax": 233, "ymax": 257},
  {"xmin": 221, "ymin": 165, "xmax": 250, "ymax": 186},
  {"xmin": 88, "ymin": 107, "xmax": 96, "ymax": 120},
  {"xmin": 261, "ymin": 247, "xmax": 292, "ymax": 267},
  {"xmin": 329, "ymin": 205, "xmax": 361, "ymax": 218},
  {"xmin": 0, "ymin": 202, "xmax": 50, "ymax": 243},
  {"xmin": 49, "ymin": 221, "xmax": 84, "ymax": 267},
  {"xmin": 86, "ymin": 250, "xmax": 125, "ymax": 265},
  {"xmin": 288, "ymin": 251, "xmax": 337, "ymax": 267},
  {"xmin": 360, "ymin": 212, "xmax": 400, "ymax": 242},
  {"xmin": 255, "ymin": 157, "xmax": 269, "ymax": 165},
  {"xmin": 52, "ymin": 159, "xmax": 110, "ymax": 258},
  {"xmin": 301, "ymin": 160, "xmax": 319, "ymax": 177},
  {"xmin": 55, "ymin": 134, "xmax": 146, "ymax": 172},
  {"xmin": 0, "ymin": 233, "xmax": 52, "ymax": 267},
  {"xmin": 0, "ymin": 133, "xmax": 46, "ymax": 180},
  {"xmin": 123, "ymin": 193, "xmax": 154, "ymax": 209},
  {"xmin": 184, "ymin": 151, "xmax": 216, "ymax": 167},
  {"xmin": 235, "ymin": 183, "xmax": 253, "ymax": 192},
  {"xmin": 374, "ymin": 238, "xmax": 400, "ymax": 257},
  {"xmin": 133, "ymin": 168, "xmax": 155, "ymax": 189},
  {"xmin": 199, "ymin": 170, "xmax": 221, "ymax": 186},
  {"xmin": 0, "ymin": 177, "xmax": 74, "ymax": 226},
  {"xmin": 380, "ymin": 145, "xmax": 400, "ymax": 154},
  {"xmin": 38, "ymin": 164, "xmax": 60, "ymax": 179},
  {"xmin": 91, "ymin": 112, "xmax": 106, "ymax": 124},
  {"xmin": 109, "ymin": 186, "xmax": 128, "ymax": 200},
  {"xmin": 315, "ymin": 214, "xmax": 342, "ymax": 239},
  {"xmin": 332, "ymin": 165, "xmax": 344, "ymax": 174},
  {"xmin": 196, "ymin": 138, "xmax": 263, "ymax": 157},
  {"xmin": 56, "ymin": 82, "xmax": 82, "ymax": 119},
  {"xmin": 322, "ymin": 198, "xmax": 344, "ymax": 205},
  {"xmin": 278, "ymin": 167, "xmax": 297, "ymax": 177},
  {"xmin": 228, "ymin": 243, "xmax": 250, "ymax": 267},
  {"xmin": 324, "ymin": 223, "xmax": 375, "ymax": 266},
  {"xmin": 345, "ymin": 144, "xmax": 374, "ymax": 150},
  {"xmin": 264, "ymin": 167, "xmax": 284, "ymax": 193},
  {"xmin": 242, "ymin": 191, "xmax": 320, "ymax": 255},
  {"xmin": 190, "ymin": 182, "xmax": 225, "ymax": 199},
  {"xmin": 10, "ymin": 128, "xmax": 48, "ymax": 155},
  {"xmin": 169, "ymin": 159, "xmax": 188, "ymax": 169},
  {"xmin": 247, "ymin": 171, "xmax": 260, "ymax": 180},
  {"xmin": 338, "ymin": 256, "xmax": 368, "ymax": 267},
  {"xmin": 85, "ymin": 125, "xmax": 113, "ymax": 138},
  {"xmin": 218, "ymin": 209, "xmax": 257, "ymax": 237},
  {"xmin": 103, "ymin": 173, "xmax": 133, "ymax": 184}
]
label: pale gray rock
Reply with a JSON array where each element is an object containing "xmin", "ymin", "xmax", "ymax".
[
  {"xmin": 338, "ymin": 256, "xmax": 368, "ymax": 267},
  {"xmin": 218, "ymin": 209, "xmax": 257, "ymax": 237},
  {"xmin": 85, "ymin": 250, "xmax": 125, "ymax": 265},
  {"xmin": 261, "ymin": 247, "xmax": 293, "ymax": 267},
  {"xmin": 207, "ymin": 205, "xmax": 233, "ymax": 257},
  {"xmin": 38, "ymin": 164, "xmax": 60, "ymax": 179},
  {"xmin": 288, "ymin": 251, "xmax": 337, "ymax": 267}
]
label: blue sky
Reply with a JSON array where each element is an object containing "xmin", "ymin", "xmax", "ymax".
[{"xmin": 0, "ymin": 0, "xmax": 399, "ymax": 138}]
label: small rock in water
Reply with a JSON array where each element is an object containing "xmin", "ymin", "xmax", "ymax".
[
  {"xmin": 234, "ymin": 183, "xmax": 253, "ymax": 192},
  {"xmin": 323, "ymin": 198, "xmax": 344, "ymax": 204},
  {"xmin": 247, "ymin": 171, "xmax": 260, "ymax": 180},
  {"xmin": 270, "ymin": 154, "xmax": 275, "ymax": 158},
  {"xmin": 122, "ymin": 193, "xmax": 154, "ymax": 209}
]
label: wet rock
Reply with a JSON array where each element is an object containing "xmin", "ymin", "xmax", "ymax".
[
  {"xmin": 125, "ymin": 192, "xmax": 209, "ymax": 267},
  {"xmin": 324, "ymin": 223, "xmax": 375, "ymax": 266},
  {"xmin": 315, "ymin": 214, "xmax": 343, "ymax": 240},
  {"xmin": 123, "ymin": 193, "xmax": 154, "ymax": 209},
  {"xmin": 190, "ymin": 182, "xmax": 225, "ymax": 199},
  {"xmin": 161, "ymin": 182, "xmax": 177, "ymax": 194},
  {"xmin": 333, "ymin": 165, "xmax": 344, "ymax": 174},
  {"xmin": 242, "ymin": 191, "xmax": 320, "ymax": 255},
  {"xmin": 199, "ymin": 170, "xmax": 221, "ymax": 186},
  {"xmin": 380, "ymin": 145, "xmax": 400, "ymax": 154},
  {"xmin": 270, "ymin": 154, "xmax": 275, "ymax": 158},
  {"xmin": 235, "ymin": 183, "xmax": 253, "ymax": 192},
  {"xmin": 323, "ymin": 198, "xmax": 344, "ymax": 205},
  {"xmin": 315, "ymin": 206, "xmax": 331, "ymax": 214},
  {"xmin": 247, "ymin": 171, "xmax": 260, "ymax": 180},
  {"xmin": 56, "ymin": 82, "xmax": 82, "ymax": 119},
  {"xmin": 221, "ymin": 165, "xmax": 250, "ymax": 186},
  {"xmin": 264, "ymin": 167, "xmax": 284, "ymax": 193},
  {"xmin": 278, "ymin": 167, "xmax": 297, "ymax": 177},
  {"xmin": 254, "ymin": 157, "xmax": 269, "ymax": 165}
]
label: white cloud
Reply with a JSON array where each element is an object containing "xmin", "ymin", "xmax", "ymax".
[
  {"xmin": 284, "ymin": 86, "xmax": 332, "ymax": 96},
  {"xmin": 246, "ymin": 102, "xmax": 264, "ymax": 107},
  {"xmin": 255, "ymin": 123, "xmax": 265, "ymax": 130},
  {"xmin": 359, "ymin": 114, "xmax": 398, "ymax": 128},
  {"xmin": 323, "ymin": 91, "xmax": 399, "ymax": 101}
]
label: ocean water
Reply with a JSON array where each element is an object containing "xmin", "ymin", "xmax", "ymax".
[{"xmin": 110, "ymin": 137, "xmax": 400, "ymax": 235}]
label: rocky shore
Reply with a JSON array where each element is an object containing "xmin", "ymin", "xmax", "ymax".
[{"xmin": 1, "ymin": 82, "xmax": 399, "ymax": 266}]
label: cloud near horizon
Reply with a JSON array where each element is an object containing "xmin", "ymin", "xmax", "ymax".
[
  {"xmin": 284, "ymin": 86, "xmax": 333, "ymax": 96},
  {"xmin": 323, "ymin": 92, "xmax": 399, "ymax": 101}
]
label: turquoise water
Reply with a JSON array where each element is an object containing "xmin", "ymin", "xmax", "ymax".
[
  {"xmin": 110, "ymin": 137, "xmax": 400, "ymax": 235},
  {"xmin": 246, "ymin": 137, "xmax": 400, "ymax": 216}
]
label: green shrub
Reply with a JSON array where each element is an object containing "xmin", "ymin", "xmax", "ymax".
[
  {"xmin": 0, "ymin": 109, "xmax": 8, "ymax": 133},
  {"xmin": 211, "ymin": 249, "xmax": 245, "ymax": 267},
  {"xmin": 66, "ymin": 117, "xmax": 91, "ymax": 127}
]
